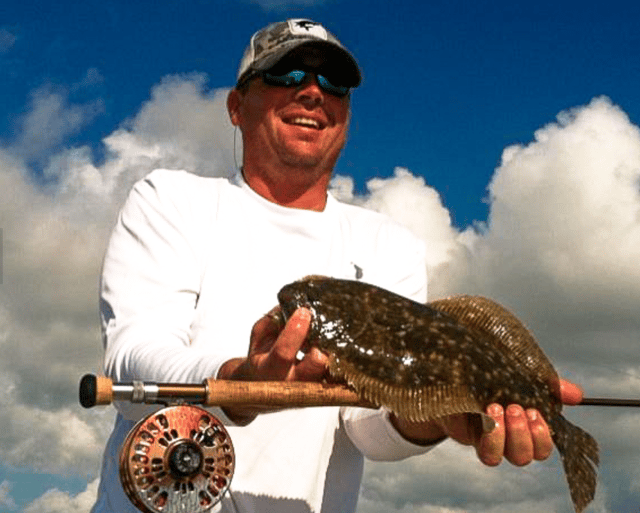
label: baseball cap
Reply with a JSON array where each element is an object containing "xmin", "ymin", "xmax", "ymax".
[{"xmin": 236, "ymin": 19, "xmax": 361, "ymax": 88}]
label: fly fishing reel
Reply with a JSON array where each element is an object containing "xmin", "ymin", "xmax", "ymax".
[
  {"xmin": 119, "ymin": 405, "xmax": 234, "ymax": 513},
  {"xmin": 79, "ymin": 374, "xmax": 365, "ymax": 513}
]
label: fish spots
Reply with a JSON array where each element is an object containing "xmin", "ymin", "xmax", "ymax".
[{"xmin": 277, "ymin": 276, "xmax": 599, "ymax": 513}]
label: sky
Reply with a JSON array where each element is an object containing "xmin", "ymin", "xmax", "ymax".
[{"xmin": 1, "ymin": 0, "xmax": 640, "ymax": 512}]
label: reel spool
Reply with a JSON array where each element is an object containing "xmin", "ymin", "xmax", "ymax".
[{"xmin": 119, "ymin": 405, "xmax": 234, "ymax": 513}]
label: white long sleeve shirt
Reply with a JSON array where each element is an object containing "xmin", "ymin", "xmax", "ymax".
[{"xmin": 92, "ymin": 169, "xmax": 431, "ymax": 513}]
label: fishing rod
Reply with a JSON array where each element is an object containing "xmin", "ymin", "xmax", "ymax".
[
  {"xmin": 578, "ymin": 397, "xmax": 640, "ymax": 407},
  {"xmin": 79, "ymin": 374, "xmax": 640, "ymax": 410},
  {"xmin": 79, "ymin": 374, "xmax": 639, "ymax": 513}
]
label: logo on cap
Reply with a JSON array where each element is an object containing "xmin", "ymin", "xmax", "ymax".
[{"xmin": 288, "ymin": 19, "xmax": 328, "ymax": 39}]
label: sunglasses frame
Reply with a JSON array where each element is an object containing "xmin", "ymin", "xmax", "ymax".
[{"xmin": 238, "ymin": 69, "xmax": 350, "ymax": 98}]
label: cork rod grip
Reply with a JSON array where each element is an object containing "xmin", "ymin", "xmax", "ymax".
[
  {"xmin": 79, "ymin": 374, "xmax": 367, "ymax": 408},
  {"xmin": 203, "ymin": 378, "xmax": 365, "ymax": 408}
]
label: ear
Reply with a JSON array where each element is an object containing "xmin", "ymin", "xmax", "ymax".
[{"xmin": 227, "ymin": 89, "xmax": 242, "ymax": 126}]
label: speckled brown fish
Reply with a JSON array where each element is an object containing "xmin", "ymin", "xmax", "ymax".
[{"xmin": 276, "ymin": 276, "xmax": 598, "ymax": 513}]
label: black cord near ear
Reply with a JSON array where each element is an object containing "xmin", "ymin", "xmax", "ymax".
[{"xmin": 233, "ymin": 125, "xmax": 241, "ymax": 170}]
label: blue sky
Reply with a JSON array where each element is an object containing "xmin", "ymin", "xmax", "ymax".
[
  {"xmin": 3, "ymin": 0, "xmax": 639, "ymax": 226},
  {"xmin": 2, "ymin": 1, "xmax": 640, "ymax": 512}
]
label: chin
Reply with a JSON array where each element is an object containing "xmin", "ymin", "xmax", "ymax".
[
  {"xmin": 279, "ymin": 147, "xmax": 325, "ymax": 168},
  {"xmin": 282, "ymin": 144, "xmax": 342, "ymax": 170}
]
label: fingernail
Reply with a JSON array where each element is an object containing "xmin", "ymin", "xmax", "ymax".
[
  {"xmin": 526, "ymin": 409, "xmax": 538, "ymax": 422},
  {"xmin": 297, "ymin": 307, "xmax": 311, "ymax": 319},
  {"xmin": 488, "ymin": 403, "xmax": 503, "ymax": 416},
  {"xmin": 507, "ymin": 404, "xmax": 523, "ymax": 417}
]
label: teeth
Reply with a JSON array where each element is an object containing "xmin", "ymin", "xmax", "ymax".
[{"xmin": 290, "ymin": 117, "xmax": 320, "ymax": 129}]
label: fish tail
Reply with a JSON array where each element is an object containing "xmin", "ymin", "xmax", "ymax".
[{"xmin": 549, "ymin": 414, "xmax": 599, "ymax": 513}]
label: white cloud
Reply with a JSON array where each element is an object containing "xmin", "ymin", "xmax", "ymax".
[
  {"xmin": 359, "ymin": 442, "xmax": 574, "ymax": 513},
  {"xmin": 0, "ymin": 74, "xmax": 232, "ymax": 484},
  {"xmin": 0, "ymin": 480, "xmax": 17, "ymax": 510},
  {"xmin": 11, "ymin": 84, "xmax": 104, "ymax": 165},
  {"xmin": 23, "ymin": 479, "xmax": 99, "ymax": 513},
  {"xmin": 480, "ymin": 97, "xmax": 640, "ymax": 313},
  {"xmin": 124, "ymin": 73, "xmax": 235, "ymax": 177}
]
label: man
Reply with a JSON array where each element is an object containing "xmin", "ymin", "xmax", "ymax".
[{"xmin": 92, "ymin": 19, "xmax": 582, "ymax": 513}]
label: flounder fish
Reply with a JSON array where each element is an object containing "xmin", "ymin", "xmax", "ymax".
[{"xmin": 276, "ymin": 276, "xmax": 598, "ymax": 513}]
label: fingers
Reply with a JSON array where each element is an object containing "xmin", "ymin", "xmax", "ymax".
[
  {"xmin": 294, "ymin": 347, "xmax": 330, "ymax": 382},
  {"xmin": 476, "ymin": 404, "xmax": 505, "ymax": 466},
  {"xmin": 503, "ymin": 405, "xmax": 534, "ymax": 466},
  {"xmin": 247, "ymin": 307, "xmax": 328, "ymax": 382},
  {"xmin": 476, "ymin": 404, "xmax": 554, "ymax": 467},
  {"xmin": 475, "ymin": 377, "xmax": 581, "ymax": 466},
  {"xmin": 525, "ymin": 409, "xmax": 554, "ymax": 461},
  {"xmin": 256, "ymin": 308, "xmax": 312, "ymax": 380},
  {"xmin": 558, "ymin": 378, "xmax": 584, "ymax": 405},
  {"xmin": 270, "ymin": 308, "xmax": 311, "ymax": 364}
]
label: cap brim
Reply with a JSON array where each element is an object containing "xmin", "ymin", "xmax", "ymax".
[{"xmin": 240, "ymin": 39, "xmax": 361, "ymax": 88}]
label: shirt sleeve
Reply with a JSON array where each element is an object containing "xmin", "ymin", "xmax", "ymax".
[{"xmin": 100, "ymin": 170, "xmax": 227, "ymax": 420}]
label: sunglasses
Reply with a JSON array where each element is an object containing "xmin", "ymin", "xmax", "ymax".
[{"xmin": 260, "ymin": 69, "xmax": 350, "ymax": 98}]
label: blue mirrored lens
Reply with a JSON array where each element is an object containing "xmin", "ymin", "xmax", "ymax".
[
  {"xmin": 317, "ymin": 75, "xmax": 350, "ymax": 97},
  {"xmin": 262, "ymin": 70, "xmax": 349, "ymax": 97}
]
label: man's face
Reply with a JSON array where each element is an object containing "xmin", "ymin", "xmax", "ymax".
[{"xmin": 230, "ymin": 57, "xmax": 351, "ymax": 178}]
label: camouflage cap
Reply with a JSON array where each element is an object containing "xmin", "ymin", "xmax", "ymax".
[{"xmin": 237, "ymin": 19, "xmax": 361, "ymax": 88}]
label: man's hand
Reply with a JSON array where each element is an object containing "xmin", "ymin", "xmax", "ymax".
[
  {"xmin": 218, "ymin": 307, "xmax": 328, "ymax": 423},
  {"xmin": 391, "ymin": 379, "xmax": 583, "ymax": 467}
]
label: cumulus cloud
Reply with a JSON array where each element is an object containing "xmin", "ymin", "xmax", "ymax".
[
  {"xmin": 481, "ymin": 97, "xmax": 640, "ymax": 314},
  {"xmin": 2, "ymin": 71, "xmax": 640, "ymax": 513},
  {"xmin": 0, "ymin": 480, "xmax": 17, "ymax": 510},
  {"xmin": 9, "ymin": 84, "xmax": 104, "ymax": 167},
  {"xmin": 0, "ymin": 74, "xmax": 234, "ymax": 491},
  {"xmin": 23, "ymin": 479, "xmax": 99, "ymax": 513}
]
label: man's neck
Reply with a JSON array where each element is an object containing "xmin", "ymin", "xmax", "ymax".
[{"xmin": 241, "ymin": 165, "xmax": 331, "ymax": 212}]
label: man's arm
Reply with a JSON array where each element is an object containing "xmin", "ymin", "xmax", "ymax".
[{"xmin": 100, "ymin": 171, "xmax": 227, "ymax": 419}]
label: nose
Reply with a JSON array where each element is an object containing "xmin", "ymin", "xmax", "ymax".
[{"xmin": 295, "ymin": 76, "xmax": 324, "ymax": 106}]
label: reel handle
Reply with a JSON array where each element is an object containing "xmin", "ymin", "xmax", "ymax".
[{"xmin": 79, "ymin": 374, "xmax": 367, "ymax": 409}]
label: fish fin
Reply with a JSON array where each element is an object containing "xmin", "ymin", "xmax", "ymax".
[
  {"xmin": 430, "ymin": 295, "xmax": 561, "ymax": 395},
  {"xmin": 329, "ymin": 357, "xmax": 485, "ymax": 423},
  {"xmin": 549, "ymin": 414, "xmax": 599, "ymax": 513}
]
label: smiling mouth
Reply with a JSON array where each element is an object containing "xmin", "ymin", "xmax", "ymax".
[{"xmin": 283, "ymin": 116, "xmax": 324, "ymax": 130}]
